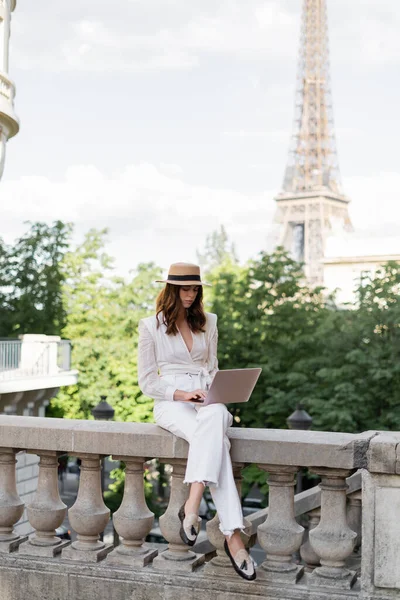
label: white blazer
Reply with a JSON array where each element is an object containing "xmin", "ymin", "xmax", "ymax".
[{"xmin": 138, "ymin": 312, "xmax": 218, "ymax": 404}]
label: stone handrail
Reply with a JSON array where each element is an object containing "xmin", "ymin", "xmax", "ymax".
[
  {"xmin": 0, "ymin": 416, "xmax": 398, "ymax": 600},
  {"xmin": 0, "ymin": 415, "xmax": 374, "ymax": 465}
]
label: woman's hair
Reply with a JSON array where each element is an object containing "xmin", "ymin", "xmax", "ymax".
[{"xmin": 156, "ymin": 284, "xmax": 206, "ymax": 335}]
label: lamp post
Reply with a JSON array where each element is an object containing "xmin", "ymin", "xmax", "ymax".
[
  {"xmin": 91, "ymin": 396, "xmax": 115, "ymax": 423},
  {"xmin": 287, "ymin": 403, "xmax": 313, "ymax": 494},
  {"xmin": 91, "ymin": 395, "xmax": 115, "ymax": 540},
  {"xmin": 287, "ymin": 403, "xmax": 313, "ymax": 431}
]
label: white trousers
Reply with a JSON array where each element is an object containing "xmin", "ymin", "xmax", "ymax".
[{"xmin": 154, "ymin": 400, "xmax": 245, "ymax": 535}]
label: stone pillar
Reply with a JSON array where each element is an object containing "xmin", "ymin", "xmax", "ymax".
[
  {"xmin": 153, "ymin": 460, "xmax": 204, "ymax": 572},
  {"xmin": 205, "ymin": 463, "xmax": 251, "ymax": 574},
  {"xmin": 257, "ymin": 465, "xmax": 304, "ymax": 582},
  {"xmin": 0, "ymin": 447, "xmax": 27, "ymax": 552},
  {"xmin": 1, "ymin": 0, "xmax": 11, "ymax": 73},
  {"xmin": 0, "ymin": 6, "xmax": 5, "ymax": 71},
  {"xmin": 0, "ymin": 0, "xmax": 19, "ymax": 183},
  {"xmin": 299, "ymin": 507, "xmax": 321, "ymax": 569},
  {"xmin": 62, "ymin": 454, "xmax": 113, "ymax": 562},
  {"xmin": 19, "ymin": 452, "xmax": 70, "ymax": 557},
  {"xmin": 107, "ymin": 457, "xmax": 158, "ymax": 567},
  {"xmin": 309, "ymin": 468, "xmax": 357, "ymax": 589},
  {"xmin": 0, "ymin": 130, "xmax": 5, "ymax": 180},
  {"xmin": 346, "ymin": 489, "xmax": 362, "ymax": 552}
]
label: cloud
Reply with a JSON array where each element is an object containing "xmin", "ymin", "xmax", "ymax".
[
  {"xmin": 10, "ymin": 0, "xmax": 400, "ymax": 75},
  {"xmin": 330, "ymin": 1, "xmax": 400, "ymax": 68},
  {"xmin": 1, "ymin": 163, "xmax": 275, "ymax": 272},
  {"xmin": 2, "ymin": 163, "xmax": 399, "ymax": 275},
  {"xmin": 10, "ymin": 0, "xmax": 298, "ymax": 73},
  {"xmin": 345, "ymin": 171, "xmax": 400, "ymax": 234}
]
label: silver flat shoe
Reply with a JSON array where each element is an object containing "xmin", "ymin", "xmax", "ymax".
[
  {"xmin": 224, "ymin": 540, "xmax": 256, "ymax": 581},
  {"xmin": 178, "ymin": 504, "xmax": 201, "ymax": 546}
]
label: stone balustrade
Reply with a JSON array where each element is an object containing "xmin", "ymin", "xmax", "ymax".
[{"xmin": 0, "ymin": 416, "xmax": 398, "ymax": 600}]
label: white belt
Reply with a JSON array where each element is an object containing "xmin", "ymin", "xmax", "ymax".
[
  {"xmin": 159, "ymin": 365, "xmax": 211, "ymax": 392},
  {"xmin": 159, "ymin": 364, "xmax": 209, "ymax": 378}
]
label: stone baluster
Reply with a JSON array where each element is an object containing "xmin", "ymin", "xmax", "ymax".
[
  {"xmin": 299, "ymin": 507, "xmax": 321, "ymax": 569},
  {"xmin": 346, "ymin": 489, "xmax": 362, "ymax": 552},
  {"xmin": 205, "ymin": 463, "xmax": 251, "ymax": 574},
  {"xmin": 153, "ymin": 459, "xmax": 204, "ymax": 571},
  {"xmin": 19, "ymin": 452, "xmax": 69, "ymax": 557},
  {"xmin": 257, "ymin": 465, "xmax": 304, "ymax": 582},
  {"xmin": 0, "ymin": 447, "xmax": 27, "ymax": 552},
  {"xmin": 309, "ymin": 468, "xmax": 357, "ymax": 589},
  {"xmin": 62, "ymin": 454, "xmax": 113, "ymax": 562},
  {"xmin": 107, "ymin": 457, "xmax": 158, "ymax": 567}
]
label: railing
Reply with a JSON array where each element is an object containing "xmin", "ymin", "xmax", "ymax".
[
  {"xmin": 0, "ymin": 417, "xmax": 396, "ymax": 600},
  {"xmin": 0, "ymin": 337, "xmax": 72, "ymax": 381}
]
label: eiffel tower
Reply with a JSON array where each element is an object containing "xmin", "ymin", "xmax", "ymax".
[{"xmin": 274, "ymin": 0, "xmax": 352, "ymax": 285}]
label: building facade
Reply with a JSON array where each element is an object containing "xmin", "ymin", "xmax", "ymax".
[
  {"xmin": 0, "ymin": 0, "xmax": 18, "ymax": 180},
  {"xmin": 0, "ymin": 335, "xmax": 78, "ymax": 535}
]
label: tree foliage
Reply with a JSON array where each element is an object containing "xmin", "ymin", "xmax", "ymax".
[
  {"xmin": 3, "ymin": 221, "xmax": 400, "ymax": 437},
  {"xmin": 208, "ymin": 250, "xmax": 400, "ymax": 433},
  {"xmin": 0, "ymin": 221, "xmax": 71, "ymax": 337},
  {"xmin": 49, "ymin": 229, "xmax": 162, "ymax": 422},
  {"xmin": 197, "ymin": 224, "xmax": 238, "ymax": 272}
]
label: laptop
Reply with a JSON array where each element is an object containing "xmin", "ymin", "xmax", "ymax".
[{"xmin": 199, "ymin": 368, "xmax": 262, "ymax": 406}]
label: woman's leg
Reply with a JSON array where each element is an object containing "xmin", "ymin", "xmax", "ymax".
[
  {"xmin": 184, "ymin": 403, "xmax": 234, "ymax": 486},
  {"xmin": 154, "ymin": 401, "xmax": 205, "ymax": 515},
  {"xmin": 155, "ymin": 401, "xmax": 253, "ymax": 576},
  {"xmin": 191, "ymin": 405, "xmax": 252, "ymax": 571}
]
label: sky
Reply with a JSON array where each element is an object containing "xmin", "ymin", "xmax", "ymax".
[{"xmin": 1, "ymin": 0, "xmax": 400, "ymax": 277}]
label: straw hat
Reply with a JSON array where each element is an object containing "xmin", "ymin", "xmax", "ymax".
[{"xmin": 155, "ymin": 262, "xmax": 211, "ymax": 286}]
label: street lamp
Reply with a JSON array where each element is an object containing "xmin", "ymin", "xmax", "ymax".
[
  {"xmin": 91, "ymin": 395, "xmax": 115, "ymax": 422},
  {"xmin": 287, "ymin": 403, "xmax": 313, "ymax": 431},
  {"xmin": 287, "ymin": 403, "xmax": 313, "ymax": 494},
  {"xmin": 91, "ymin": 395, "xmax": 115, "ymax": 541}
]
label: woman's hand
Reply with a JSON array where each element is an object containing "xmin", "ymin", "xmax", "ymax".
[{"xmin": 173, "ymin": 389, "xmax": 207, "ymax": 403}]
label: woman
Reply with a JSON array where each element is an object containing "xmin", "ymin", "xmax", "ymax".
[{"xmin": 138, "ymin": 262, "xmax": 255, "ymax": 581}]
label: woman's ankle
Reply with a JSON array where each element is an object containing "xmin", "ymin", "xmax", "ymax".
[
  {"xmin": 226, "ymin": 531, "xmax": 245, "ymax": 553},
  {"xmin": 184, "ymin": 499, "xmax": 199, "ymax": 516}
]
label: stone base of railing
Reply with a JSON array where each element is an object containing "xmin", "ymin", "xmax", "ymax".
[
  {"xmin": 107, "ymin": 543, "xmax": 158, "ymax": 567},
  {"xmin": 310, "ymin": 568, "xmax": 358, "ymax": 590},
  {"xmin": 62, "ymin": 542, "xmax": 114, "ymax": 563},
  {"xmin": 18, "ymin": 537, "xmax": 71, "ymax": 558},
  {"xmin": 0, "ymin": 534, "xmax": 28, "ymax": 553},
  {"xmin": 152, "ymin": 548, "xmax": 205, "ymax": 572},
  {"xmin": 258, "ymin": 563, "xmax": 305, "ymax": 584},
  {"xmin": 0, "ymin": 553, "xmax": 362, "ymax": 600}
]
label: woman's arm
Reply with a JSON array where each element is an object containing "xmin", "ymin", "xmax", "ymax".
[
  {"xmin": 138, "ymin": 320, "xmax": 176, "ymax": 402},
  {"xmin": 206, "ymin": 315, "xmax": 219, "ymax": 387},
  {"xmin": 138, "ymin": 320, "xmax": 207, "ymax": 403}
]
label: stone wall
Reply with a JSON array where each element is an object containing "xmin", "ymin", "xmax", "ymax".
[{"xmin": 0, "ymin": 417, "xmax": 399, "ymax": 600}]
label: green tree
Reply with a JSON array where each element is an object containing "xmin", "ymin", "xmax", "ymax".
[
  {"xmin": 306, "ymin": 262, "xmax": 400, "ymax": 432},
  {"xmin": 0, "ymin": 221, "xmax": 71, "ymax": 337},
  {"xmin": 209, "ymin": 248, "xmax": 327, "ymax": 429},
  {"xmin": 49, "ymin": 229, "xmax": 161, "ymax": 423},
  {"xmin": 209, "ymin": 250, "xmax": 400, "ymax": 435},
  {"xmin": 197, "ymin": 225, "xmax": 238, "ymax": 272}
]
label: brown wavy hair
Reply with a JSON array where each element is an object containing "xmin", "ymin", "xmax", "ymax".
[{"xmin": 156, "ymin": 284, "xmax": 206, "ymax": 335}]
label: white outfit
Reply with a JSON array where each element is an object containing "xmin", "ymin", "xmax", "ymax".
[{"xmin": 138, "ymin": 312, "xmax": 245, "ymax": 535}]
